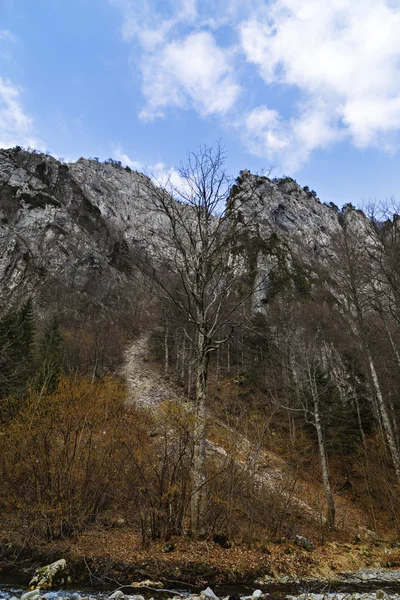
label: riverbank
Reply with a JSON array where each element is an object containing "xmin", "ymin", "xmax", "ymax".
[{"xmin": 1, "ymin": 528, "xmax": 400, "ymax": 588}]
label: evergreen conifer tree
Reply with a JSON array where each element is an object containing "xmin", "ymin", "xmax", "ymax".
[
  {"xmin": 0, "ymin": 298, "xmax": 35, "ymax": 400},
  {"xmin": 37, "ymin": 315, "xmax": 63, "ymax": 392}
]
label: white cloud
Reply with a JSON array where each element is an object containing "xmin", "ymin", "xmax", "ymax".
[
  {"xmin": 112, "ymin": 0, "xmax": 400, "ymax": 171},
  {"xmin": 113, "ymin": 145, "xmax": 193, "ymax": 195},
  {"xmin": 241, "ymin": 101, "xmax": 343, "ymax": 172},
  {"xmin": 239, "ymin": 0, "xmax": 400, "ymax": 168},
  {"xmin": 113, "ymin": 146, "xmax": 143, "ymax": 171},
  {"xmin": 0, "ymin": 30, "xmax": 17, "ymax": 43},
  {"xmin": 110, "ymin": 0, "xmax": 240, "ymax": 121},
  {"xmin": 139, "ymin": 31, "xmax": 240, "ymax": 121},
  {"xmin": 0, "ymin": 76, "xmax": 44, "ymax": 150},
  {"xmin": 111, "ymin": 0, "xmax": 197, "ymax": 50}
]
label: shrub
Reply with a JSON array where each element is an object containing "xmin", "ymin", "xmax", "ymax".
[{"xmin": 0, "ymin": 376, "xmax": 127, "ymax": 539}]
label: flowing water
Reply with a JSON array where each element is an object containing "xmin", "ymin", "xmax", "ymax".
[{"xmin": 2, "ymin": 577, "xmax": 400, "ymax": 600}]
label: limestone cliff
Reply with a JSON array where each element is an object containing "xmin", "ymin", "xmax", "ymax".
[{"xmin": 0, "ymin": 149, "xmax": 370, "ymax": 316}]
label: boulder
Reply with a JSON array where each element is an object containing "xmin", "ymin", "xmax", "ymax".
[
  {"xmin": 29, "ymin": 559, "xmax": 71, "ymax": 590},
  {"xmin": 294, "ymin": 535, "xmax": 314, "ymax": 550},
  {"xmin": 21, "ymin": 592, "xmax": 42, "ymax": 600},
  {"xmin": 200, "ymin": 589, "xmax": 219, "ymax": 600},
  {"xmin": 109, "ymin": 592, "xmax": 124, "ymax": 599}
]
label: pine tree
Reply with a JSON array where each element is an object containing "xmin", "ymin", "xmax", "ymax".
[
  {"xmin": 37, "ymin": 315, "xmax": 63, "ymax": 392},
  {"xmin": 0, "ymin": 298, "xmax": 35, "ymax": 400}
]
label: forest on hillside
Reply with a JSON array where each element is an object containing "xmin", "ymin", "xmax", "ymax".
[{"xmin": 1, "ymin": 146, "xmax": 400, "ymax": 553}]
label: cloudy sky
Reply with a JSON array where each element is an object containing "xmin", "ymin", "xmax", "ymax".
[{"xmin": 1, "ymin": 0, "xmax": 400, "ymax": 206}]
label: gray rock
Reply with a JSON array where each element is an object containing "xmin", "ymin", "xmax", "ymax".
[
  {"xmin": 0, "ymin": 149, "xmax": 372, "ymax": 320},
  {"xmin": 21, "ymin": 592, "xmax": 42, "ymax": 600},
  {"xmin": 0, "ymin": 149, "xmax": 169, "ymax": 312},
  {"xmin": 200, "ymin": 590, "xmax": 219, "ymax": 600},
  {"xmin": 252, "ymin": 591, "xmax": 263, "ymax": 599},
  {"xmin": 109, "ymin": 592, "xmax": 125, "ymax": 599},
  {"xmin": 294, "ymin": 535, "xmax": 314, "ymax": 550},
  {"xmin": 29, "ymin": 559, "xmax": 70, "ymax": 590}
]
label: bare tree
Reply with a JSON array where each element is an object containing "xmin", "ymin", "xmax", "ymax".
[
  {"xmin": 138, "ymin": 143, "xmax": 265, "ymax": 534},
  {"xmin": 270, "ymin": 303, "xmax": 337, "ymax": 530},
  {"xmin": 330, "ymin": 213, "xmax": 400, "ymax": 482}
]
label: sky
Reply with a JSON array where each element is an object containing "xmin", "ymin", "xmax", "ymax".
[{"xmin": 1, "ymin": 0, "xmax": 400, "ymax": 207}]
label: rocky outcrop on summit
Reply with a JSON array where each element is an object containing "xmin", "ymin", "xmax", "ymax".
[
  {"xmin": 229, "ymin": 171, "xmax": 371, "ymax": 309},
  {"xmin": 0, "ymin": 149, "xmax": 370, "ymax": 315},
  {"xmin": 233, "ymin": 171, "xmax": 370, "ymax": 255},
  {"xmin": 0, "ymin": 149, "xmax": 161, "ymax": 311}
]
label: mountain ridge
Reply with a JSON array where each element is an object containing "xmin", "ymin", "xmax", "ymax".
[{"xmin": 0, "ymin": 147, "xmax": 370, "ymax": 315}]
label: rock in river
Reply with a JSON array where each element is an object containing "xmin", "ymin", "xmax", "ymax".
[{"xmin": 29, "ymin": 559, "xmax": 71, "ymax": 590}]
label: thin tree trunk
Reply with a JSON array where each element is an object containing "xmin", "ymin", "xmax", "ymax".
[
  {"xmin": 188, "ymin": 362, "xmax": 192, "ymax": 396},
  {"xmin": 180, "ymin": 334, "xmax": 186, "ymax": 382},
  {"xmin": 191, "ymin": 329, "xmax": 208, "ymax": 535},
  {"xmin": 384, "ymin": 319, "xmax": 400, "ymax": 372},
  {"xmin": 354, "ymin": 390, "xmax": 366, "ymax": 445},
  {"xmin": 216, "ymin": 345, "xmax": 220, "ymax": 384},
  {"xmin": 311, "ymin": 371, "xmax": 335, "ymax": 529},
  {"xmin": 164, "ymin": 318, "xmax": 169, "ymax": 376},
  {"xmin": 368, "ymin": 354, "xmax": 400, "ymax": 481}
]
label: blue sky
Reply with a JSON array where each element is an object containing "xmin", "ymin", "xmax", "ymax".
[{"xmin": 1, "ymin": 0, "xmax": 400, "ymax": 207}]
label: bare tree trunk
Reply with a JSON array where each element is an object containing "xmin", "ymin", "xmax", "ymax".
[
  {"xmin": 191, "ymin": 329, "xmax": 208, "ymax": 535},
  {"xmin": 310, "ymin": 371, "xmax": 335, "ymax": 529},
  {"xmin": 180, "ymin": 333, "xmax": 186, "ymax": 382},
  {"xmin": 164, "ymin": 318, "xmax": 169, "ymax": 376},
  {"xmin": 384, "ymin": 320, "xmax": 400, "ymax": 372},
  {"xmin": 368, "ymin": 354, "xmax": 400, "ymax": 481},
  {"xmin": 188, "ymin": 362, "xmax": 192, "ymax": 395},
  {"xmin": 216, "ymin": 345, "xmax": 220, "ymax": 384},
  {"xmin": 354, "ymin": 390, "xmax": 366, "ymax": 445},
  {"xmin": 91, "ymin": 348, "xmax": 99, "ymax": 384}
]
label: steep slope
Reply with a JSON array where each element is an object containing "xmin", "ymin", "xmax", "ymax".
[
  {"xmin": 1, "ymin": 148, "xmax": 395, "ymax": 544},
  {"xmin": 0, "ymin": 149, "xmax": 372, "ymax": 314},
  {"xmin": 229, "ymin": 171, "xmax": 372, "ymax": 308},
  {"xmin": 0, "ymin": 148, "xmax": 161, "ymax": 313}
]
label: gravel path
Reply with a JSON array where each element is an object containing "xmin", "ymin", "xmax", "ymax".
[{"xmin": 122, "ymin": 334, "xmax": 179, "ymax": 407}]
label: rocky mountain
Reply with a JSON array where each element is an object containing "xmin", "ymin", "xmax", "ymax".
[
  {"xmin": 2, "ymin": 147, "xmax": 399, "ymax": 543},
  {"xmin": 0, "ymin": 148, "xmax": 370, "ymax": 317}
]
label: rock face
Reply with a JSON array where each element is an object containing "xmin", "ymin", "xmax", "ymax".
[
  {"xmin": 0, "ymin": 149, "xmax": 371, "ymax": 319},
  {"xmin": 229, "ymin": 171, "xmax": 370, "ymax": 310},
  {"xmin": 0, "ymin": 148, "xmax": 164, "ymax": 313}
]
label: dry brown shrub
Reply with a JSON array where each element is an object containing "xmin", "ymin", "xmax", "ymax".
[
  {"xmin": 0, "ymin": 376, "xmax": 128, "ymax": 539},
  {"xmin": 120, "ymin": 400, "xmax": 193, "ymax": 543},
  {"xmin": 352, "ymin": 433, "xmax": 400, "ymax": 534}
]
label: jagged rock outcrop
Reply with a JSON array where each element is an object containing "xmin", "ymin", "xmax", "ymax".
[
  {"xmin": 0, "ymin": 149, "xmax": 371, "ymax": 317},
  {"xmin": 0, "ymin": 148, "xmax": 164, "ymax": 314},
  {"xmin": 229, "ymin": 171, "xmax": 371, "ymax": 309}
]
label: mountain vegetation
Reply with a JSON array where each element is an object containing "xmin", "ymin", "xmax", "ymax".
[{"xmin": 1, "ymin": 145, "xmax": 400, "ymax": 575}]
